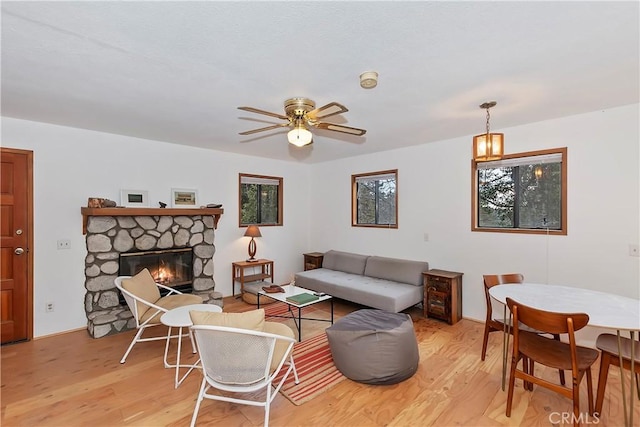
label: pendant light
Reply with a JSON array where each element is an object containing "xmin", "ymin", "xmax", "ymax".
[{"xmin": 473, "ymin": 101, "xmax": 504, "ymax": 161}]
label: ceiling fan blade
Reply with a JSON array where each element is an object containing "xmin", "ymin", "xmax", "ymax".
[
  {"xmin": 238, "ymin": 106, "xmax": 289, "ymax": 121},
  {"xmin": 239, "ymin": 123, "xmax": 290, "ymax": 136},
  {"xmin": 315, "ymin": 122, "xmax": 367, "ymax": 136},
  {"xmin": 307, "ymin": 102, "xmax": 348, "ymax": 120}
]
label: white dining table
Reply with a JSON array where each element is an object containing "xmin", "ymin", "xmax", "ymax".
[{"xmin": 489, "ymin": 283, "xmax": 640, "ymax": 427}]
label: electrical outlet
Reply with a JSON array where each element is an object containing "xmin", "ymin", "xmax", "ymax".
[
  {"xmin": 57, "ymin": 239, "xmax": 71, "ymax": 250},
  {"xmin": 629, "ymin": 244, "xmax": 640, "ymax": 257},
  {"xmin": 45, "ymin": 302, "xmax": 54, "ymax": 312}
]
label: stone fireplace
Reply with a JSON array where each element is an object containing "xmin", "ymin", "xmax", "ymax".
[{"xmin": 82, "ymin": 208, "xmax": 223, "ymax": 338}]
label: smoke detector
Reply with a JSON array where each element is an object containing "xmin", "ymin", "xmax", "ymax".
[{"xmin": 360, "ymin": 71, "xmax": 378, "ymax": 89}]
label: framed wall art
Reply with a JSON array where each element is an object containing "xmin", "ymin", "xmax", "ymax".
[
  {"xmin": 171, "ymin": 188, "xmax": 199, "ymax": 208},
  {"xmin": 120, "ymin": 189, "xmax": 149, "ymax": 207}
]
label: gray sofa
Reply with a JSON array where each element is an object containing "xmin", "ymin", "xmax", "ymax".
[{"xmin": 294, "ymin": 250, "xmax": 429, "ymax": 313}]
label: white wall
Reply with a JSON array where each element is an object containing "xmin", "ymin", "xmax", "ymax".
[
  {"xmin": 1, "ymin": 117, "xmax": 311, "ymax": 337},
  {"xmin": 3, "ymin": 104, "xmax": 639, "ymax": 338},
  {"xmin": 309, "ymin": 104, "xmax": 640, "ymax": 326}
]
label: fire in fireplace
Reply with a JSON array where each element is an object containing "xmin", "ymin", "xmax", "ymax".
[{"xmin": 119, "ymin": 248, "xmax": 194, "ymax": 294}]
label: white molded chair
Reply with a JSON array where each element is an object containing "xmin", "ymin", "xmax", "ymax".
[
  {"xmin": 189, "ymin": 324, "xmax": 299, "ymax": 427},
  {"xmin": 114, "ymin": 272, "xmax": 202, "ymax": 364}
]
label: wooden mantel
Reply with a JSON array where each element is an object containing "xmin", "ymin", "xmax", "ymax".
[{"xmin": 81, "ymin": 207, "xmax": 223, "ymax": 234}]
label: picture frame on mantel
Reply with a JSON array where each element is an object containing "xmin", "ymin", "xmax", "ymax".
[
  {"xmin": 120, "ymin": 189, "xmax": 149, "ymax": 207},
  {"xmin": 171, "ymin": 188, "xmax": 199, "ymax": 208}
]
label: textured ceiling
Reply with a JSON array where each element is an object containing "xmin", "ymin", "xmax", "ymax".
[{"xmin": 2, "ymin": 1, "xmax": 638, "ymax": 163}]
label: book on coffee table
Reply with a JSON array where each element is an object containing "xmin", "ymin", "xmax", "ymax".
[{"xmin": 286, "ymin": 292, "xmax": 319, "ymax": 305}]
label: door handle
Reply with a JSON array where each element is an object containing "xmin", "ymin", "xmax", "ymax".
[{"xmin": 14, "ymin": 247, "xmax": 24, "ymax": 255}]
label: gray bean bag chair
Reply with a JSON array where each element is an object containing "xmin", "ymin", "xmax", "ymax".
[{"xmin": 326, "ymin": 309, "xmax": 419, "ymax": 385}]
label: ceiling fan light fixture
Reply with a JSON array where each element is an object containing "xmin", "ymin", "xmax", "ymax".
[{"xmin": 287, "ymin": 126, "xmax": 313, "ymax": 147}]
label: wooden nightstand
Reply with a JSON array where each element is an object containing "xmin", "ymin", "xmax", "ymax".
[
  {"xmin": 231, "ymin": 259, "xmax": 274, "ymax": 298},
  {"xmin": 303, "ymin": 252, "xmax": 324, "ymax": 271},
  {"xmin": 423, "ymin": 269, "xmax": 463, "ymax": 325}
]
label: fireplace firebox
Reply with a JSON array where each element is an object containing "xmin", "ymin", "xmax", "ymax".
[{"xmin": 119, "ymin": 248, "xmax": 194, "ymax": 297}]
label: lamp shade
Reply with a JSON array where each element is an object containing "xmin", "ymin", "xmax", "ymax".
[
  {"xmin": 287, "ymin": 126, "xmax": 313, "ymax": 147},
  {"xmin": 473, "ymin": 132, "xmax": 504, "ymax": 162},
  {"xmin": 244, "ymin": 225, "xmax": 262, "ymax": 238}
]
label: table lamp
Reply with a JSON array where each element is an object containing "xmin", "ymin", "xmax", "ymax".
[{"xmin": 244, "ymin": 225, "xmax": 262, "ymax": 262}]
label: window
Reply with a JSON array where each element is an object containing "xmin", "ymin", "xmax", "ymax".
[
  {"xmin": 472, "ymin": 148, "xmax": 567, "ymax": 235},
  {"xmin": 352, "ymin": 169, "xmax": 398, "ymax": 228},
  {"xmin": 239, "ymin": 173, "xmax": 283, "ymax": 226}
]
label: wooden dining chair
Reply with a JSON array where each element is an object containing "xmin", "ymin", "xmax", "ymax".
[
  {"xmin": 505, "ymin": 298, "xmax": 599, "ymax": 426},
  {"xmin": 481, "ymin": 273, "xmax": 525, "ymax": 361},
  {"xmin": 594, "ymin": 333, "xmax": 640, "ymax": 416},
  {"xmin": 483, "ymin": 274, "xmax": 566, "ymax": 386}
]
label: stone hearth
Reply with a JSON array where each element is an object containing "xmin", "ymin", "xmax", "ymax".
[{"xmin": 83, "ymin": 212, "xmax": 223, "ymax": 338}]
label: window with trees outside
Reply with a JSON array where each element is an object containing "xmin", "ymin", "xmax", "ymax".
[
  {"xmin": 239, "ymin": 173, "xmax": 283, "ymax": 226},
  {"xmin": 472, "ymin": 147, "xmax": 567, "ymax": 235},
  {"xmin": 352, "ymin": 169, "xmax": 398, "ymax": 228}
]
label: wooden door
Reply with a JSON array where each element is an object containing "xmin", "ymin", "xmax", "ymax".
[{"xmin": 1, "ymin": 148, "xmax": 33, "ymax": 344}]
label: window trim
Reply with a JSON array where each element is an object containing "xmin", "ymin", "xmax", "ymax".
[
  {"xmin": 238, "ymin": 173, "xmax": 283, "ymax": 227},
  {"xmin": 471, "ymin": 147, "xmax": 567, "ymax": 235},
  {"xmin": 351, "ymin": 169, "xmax": 398, "ymax": 229}
]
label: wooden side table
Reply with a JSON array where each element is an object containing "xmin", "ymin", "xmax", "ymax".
[
  {"xmin": 423, "ymin": 269, "xmax": 463, "ymax": 325},
  {"xmin": 231, "ymin": 259, "xmax": 274, "ymax": 297},
  {"xmin": 303, "ymin": 252, "xmax": 324, "ymax": 271}
]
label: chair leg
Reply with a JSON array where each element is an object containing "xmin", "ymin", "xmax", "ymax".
[
  {"xmin": 572, "ymin": 376, "xmax": 581, "ymax": 427},
  {"xmin": 506, "ymin": 355, "xmax": 519, "ymax": 417},
  {"xmin": 481, "ymin": 324, "xmax": 491, "ymax": 361},
  {"xmin": 163, "ymin": 326, "xmax": 173, "ymax": 368},
  {"xmin": 290, "ymin": 355, "xmax": 300, "ymax": 384},
  {"xmin": 120, "ymin": 325, "xmax": 147, "ymax": 364},
  {"xmin": 264, "ymin": 385, "xmax": 271, "ymax": 427},
  {"xmin": 595, "ymin": 352, "xmax": 611, "ymax": 416},
  {"xmin": 189, "ymin": 328, "xmax": 197, "ymax": 354},
  {"xmin": 190, "ymin": 378, "xmax": 207, "ymax": 427},
  {"xmin": 586, "ymin": 367, "xmax": 594, "ymax": 415},
  {"xmin": 525, "ymin": 359, "xmax": 535, "ymax": 391}
]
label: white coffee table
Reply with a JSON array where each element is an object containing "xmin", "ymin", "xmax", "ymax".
[
  {"xmin": 257, "ymin": 284, "xmax": 333, "ymax": 341},
  {"xmin": 160, "ymin": 303, "xmax": 222, "ymax": 388}
]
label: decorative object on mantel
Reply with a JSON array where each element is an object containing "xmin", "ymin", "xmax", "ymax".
[
  {"xmin": 244, "ymin": 225, "xmax": 262, "ymax": 262},
  {"xmin": 206, "ymin": 203, "xmax": 223, "ymax": 208},
  {"xmin": 171, "ymin": 188, "xmax": 198, "ymax": 208},
  {"xmin": 159, "ymin": 201, "xmax": 167, "ymax": 208},
  {"xmin": 473, "ymin": 101, "xmax": 504, "ymax": 162},
  {"xmin": 120, "ymin": 189, "xmax": 149, "ymax": 207},
  {"xmin": 87, "ymin": 197, "xmax": 117, "ymax": 208}
]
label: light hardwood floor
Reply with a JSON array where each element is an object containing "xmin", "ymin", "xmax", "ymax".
[{"xmin": 2, "ymin": 297, "xmax": 637, "ymax": 426}]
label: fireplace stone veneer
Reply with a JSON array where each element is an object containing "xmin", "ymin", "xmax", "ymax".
[{"xmin": 84, "ymin": 214, "xmax": 222, "ymax": 338}]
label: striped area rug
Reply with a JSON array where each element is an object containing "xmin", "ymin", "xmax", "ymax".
[
  {"xmin": 273, "ymin": 332, "xmax": 346, "ymax": 406},
  {"xmin": 263, "ymin": 302, "xmax": 346, "ymax": 405}
]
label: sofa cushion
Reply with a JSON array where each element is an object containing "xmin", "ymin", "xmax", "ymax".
[
  {"xmin": 295, "ymin": 269, "xmax": 423, "ymax": 313},
  {"xmin": 322, "ymin": 250, "xmax": 368, "ymax": 275},
  {"xmin": 364, "ymin": 256, "xmax": 429, "ymax": 287}
]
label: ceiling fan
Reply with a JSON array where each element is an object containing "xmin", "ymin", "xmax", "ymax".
[{"xmin": 238, "ymin": 97, "xmax": 367, "ymax": 147}]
